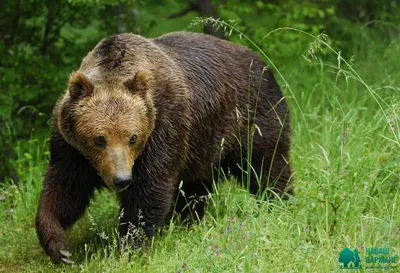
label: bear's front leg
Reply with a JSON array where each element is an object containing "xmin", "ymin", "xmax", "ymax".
[
  {"xmin": 36, "ymin": 167, "xmax": 70, "ymax": 263},
  {"xmin": 36, "ymin": 155, "xmax": 100, "ymax": 263},
  {"xmin": 118, "ymin": 179, "xmax": 175, "ymax": 245}
]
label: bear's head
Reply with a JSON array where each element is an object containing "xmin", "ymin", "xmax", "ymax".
[{"xmin": 57, "ymin": 70, "xmax": 155, "ymax": 191}]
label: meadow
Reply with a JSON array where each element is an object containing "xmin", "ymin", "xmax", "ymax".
[{"xmin": 1, "ymin": 19, "xmax": 399, "ymax": 273}]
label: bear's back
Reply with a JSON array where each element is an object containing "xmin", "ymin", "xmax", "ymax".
[
  {"xmin": 153, "ymin": 32, "xmax": 280, "ymax": 179},
  {"xmin": 152, "ymin": 31, "xmax": 268, "ymax": 112},
  {"xmin": 152, "ymin": 32, "xmax": 263, "ymax": 85}
]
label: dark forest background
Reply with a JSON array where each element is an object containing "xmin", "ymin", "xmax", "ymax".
[{"xmin": 1, "ymin": 0, "xmax": 399, "ymax": 182}]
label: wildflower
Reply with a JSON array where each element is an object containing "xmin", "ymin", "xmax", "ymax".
[{"xmin": 211, "ymin": 244, "xmax": 220, "ymax": 256}]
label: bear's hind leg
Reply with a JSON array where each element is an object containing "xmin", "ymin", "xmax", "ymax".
[{"xmin": 247, "ymin": 150, "xmax": 292, "ymax": 199}]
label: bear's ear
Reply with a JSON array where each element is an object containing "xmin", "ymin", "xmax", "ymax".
[
  {"xmin": 68, "ymin": 72, "xmax": 94, "ymax": 100},
  {"xmin": 124, "ymin": 70, "xmax": 153, "ymax": 95}
]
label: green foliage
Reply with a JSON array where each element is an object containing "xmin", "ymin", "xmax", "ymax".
[{"xmin": 217, "ymin": 0, "xmax": 399, "ymax": 63}]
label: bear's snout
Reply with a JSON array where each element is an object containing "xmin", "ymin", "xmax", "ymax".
[{"xmin": 113, "ymin": 175, "xmax": 133, "ymax": 190}]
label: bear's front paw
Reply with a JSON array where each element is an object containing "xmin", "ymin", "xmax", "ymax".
[{"xmin": 46, "ymin": 239, "xmax": 74, "ymax": 264}]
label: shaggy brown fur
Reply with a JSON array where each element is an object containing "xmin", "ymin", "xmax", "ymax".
[{"xmin": 36, "ymin": 31, "xmax": 292, "ymax": 263}]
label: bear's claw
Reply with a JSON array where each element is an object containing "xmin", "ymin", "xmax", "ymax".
[
  {"xmin": 59, "ymin": 250, "xmax": 70, "ymax": 257},
  {"xmin": 60, "ymin": 250, "xmax": 74, "ymax": 264}
]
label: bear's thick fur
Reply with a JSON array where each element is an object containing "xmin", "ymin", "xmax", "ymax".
[{"xmin": 36, "ymin": 32, "xmax": 292, "ymax": 263}]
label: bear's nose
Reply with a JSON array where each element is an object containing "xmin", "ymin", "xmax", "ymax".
[{"xmin": 113, "ymin": 176, "xmax": 133, "ymax": 188}]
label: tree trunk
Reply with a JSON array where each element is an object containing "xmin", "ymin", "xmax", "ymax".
[{"xmin": 195, "ymin": 0, "xmax": 225, "ymax": 38}]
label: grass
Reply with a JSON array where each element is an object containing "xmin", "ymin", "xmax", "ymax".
[{"xmin": 1, "ymin": 23, "xmax": 400, "ymax": 272}]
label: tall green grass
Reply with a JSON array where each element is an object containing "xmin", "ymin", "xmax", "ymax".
[{"xmin": 0, "ymin": 22, "xmax": 399, "ymax": 272}]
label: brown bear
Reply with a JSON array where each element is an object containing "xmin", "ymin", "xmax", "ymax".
[{"xmin": 36, "ymin": 31, "xmax": 292, "ymax": 264}]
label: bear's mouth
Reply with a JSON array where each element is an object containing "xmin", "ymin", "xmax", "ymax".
[{"xmin": 110, "ymin": 182, "xmax": 132, "ymax": 193}]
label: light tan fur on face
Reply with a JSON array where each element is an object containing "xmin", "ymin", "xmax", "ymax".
[
  {"xmin": 58, "ymin": 71, "xmax": 155, "ymax": 189},
  {"xmin": 75, "ymin": 90, "xmax": 151, "ymax": 188}
]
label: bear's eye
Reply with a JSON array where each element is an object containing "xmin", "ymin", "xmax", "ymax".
[
  {"xmin": 94, "ymin": 136, "xmax": 107, "ymax": 148},
  {"xmin": 129, "ymin": 135, "xmax": 137, "ymax": 145}
]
